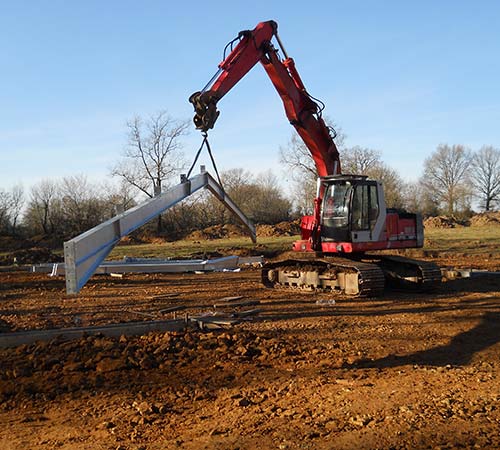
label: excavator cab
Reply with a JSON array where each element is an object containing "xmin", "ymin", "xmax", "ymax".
[{"xmin": 320, "ymin": 175, "xmax": 383, "ymax": 244}]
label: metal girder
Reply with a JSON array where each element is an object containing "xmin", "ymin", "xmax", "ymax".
[
  {"xmin": 51, "ymin": 256, "xmax": 240, "ymax": 276},
  {"xmin": 0, "ymin": 320, "xmax": 186, "ymax": 348},
  {"xmin": 31, "ymin": 256, "xmax": 263, "ymax": 275},
  {"xmin": 64, "ymin": 169, "xmax": 256, "ymax": 294}
]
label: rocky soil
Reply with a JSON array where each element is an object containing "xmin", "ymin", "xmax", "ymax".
[{"xmin": 0, "ymin": 258, "xmax": 499, "ymax": 449}]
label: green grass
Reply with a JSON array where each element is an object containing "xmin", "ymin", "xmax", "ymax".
[
  {"xmin": 424, "ymin": 226, "xmax": 500, "ymax": 254},
  {"xmin": 108, "ymin": 235, "xmax": 298, "ymax": 260},
  {"xmin": 108, "ymin": 226, "xmax": 500, "ymax": 260},
  {"xmin": 3, "ymin": 224, "xmax": 499, "ymax": 262}
]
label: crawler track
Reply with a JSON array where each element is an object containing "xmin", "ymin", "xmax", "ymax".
[
  {"xmin": 261, "ymin": 256, "xmax": 385, "ymax": 297},
  {"xmin": 373, "ymin": 254, "xmax": 442, "ymax": 290},
  {"xmin": 261, "ymin": 253, "xmax": 442, "ymax": 296}
]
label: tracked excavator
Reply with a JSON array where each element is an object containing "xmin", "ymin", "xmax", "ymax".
[{"xmin": 189, "ymin": 20, "xmax": 441, "ymax": 296}]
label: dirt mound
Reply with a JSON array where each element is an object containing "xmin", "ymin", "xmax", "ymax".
[
  {"xmin": 256, "ymin": 220, "xmax": 300, "ymax": 237},
  {"xmin": 0, "ymin": 247, "xmax": 62, "ymax": 266},
  {"xmin": 188, "ymin": 250, "xmax": 225, "ymax": 259},
  {"xmin": 424, "ymin": 212, "xmax": 500, "ymax": 229},
  {"xmin": 470, "ymin": 211, "xmax": 500, "ymax": 227},
  {"xmin": 186, "ymin": 224, "xmax": 244, "ymax": 240},
  {"xmin": 423, "ymin": 216, "xmax": 463, "ymax": 229},
  {"xmin": 117, "ymin": 234, "xmax": 145, "ymax": 245},
  {"xmin": 186, "ymin": 221, "xmax": 301, "ymax": 241}
]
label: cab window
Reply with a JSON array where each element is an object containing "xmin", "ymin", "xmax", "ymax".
[{"xmin": 351, "ymin": 184, "xmax": 378, "ymax": 231}]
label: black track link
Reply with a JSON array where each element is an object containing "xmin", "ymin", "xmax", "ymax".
[
  {"xmin": 376, "ymin": 255, "xmax": 442, "ymax": 290},
  {"xmin": 261, "ymin": 257, "xmax": 385, "ymax": 297}
]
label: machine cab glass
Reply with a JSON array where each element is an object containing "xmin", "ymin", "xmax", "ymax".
[{"xmin": 321, "ymin": 177, "xmax": 379, "ymax": 242}]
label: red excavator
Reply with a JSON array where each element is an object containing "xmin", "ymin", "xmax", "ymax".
[{"xmin": 189, "ymin": 20, "xmax": 441, "ymax": 296}]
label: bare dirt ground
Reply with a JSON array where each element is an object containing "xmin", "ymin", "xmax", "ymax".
[{"xmin": 0, "ymin": 255, "xmax": 499, "ymax": 449}]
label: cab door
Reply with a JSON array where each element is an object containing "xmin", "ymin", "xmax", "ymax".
[
  {"xmin": 350, "ymin": 182, "xmax": 386, "ymax": 243},
  {"xmin": 320, "ymin": 181, "xmax": 352, "ymax": 242}
]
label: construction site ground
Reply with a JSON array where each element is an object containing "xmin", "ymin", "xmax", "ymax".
[{"xmin": 1, "ymin": 240, "xmax": 499, "ymax": 449}]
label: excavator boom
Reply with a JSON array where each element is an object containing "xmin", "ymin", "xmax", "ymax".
[{"xmin": 189, "ymin": 20, "xmax": 340, "ymax": 178}]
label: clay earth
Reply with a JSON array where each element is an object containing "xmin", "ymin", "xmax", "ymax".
[{"xmin": 0, "ymin": 249, "xmax": 499, "ymax": 449}]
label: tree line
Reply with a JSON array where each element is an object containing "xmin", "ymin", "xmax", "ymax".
[
  {"xmin": 0, "ymin": 170, "xmax": 291, "ymax": 243},
  {"xmin": 1, "ymin": 112, "xmax": 499, "ymax": 243},
  {"xmin": 280, "ymin": 124, "xmax": 500, "ymax": 218}
]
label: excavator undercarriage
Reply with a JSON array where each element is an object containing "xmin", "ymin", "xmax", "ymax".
[{"xmin": 261, "ymin": 253, "xmax": 441, "ymax": 297}]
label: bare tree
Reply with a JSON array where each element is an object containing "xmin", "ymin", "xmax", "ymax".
[
  {"xmin": 402, "ymin": 181, "xmax": 440, "ymax": 217},
  {"xmin": 421, "ymin": 144, "xmax": 472, "ymax": 216},
  {"xmin": 470, "ymin": 145, "xmax": 500, "ymax": 211},
  {"xmin": 101, "ymin": 179, "xmax": 137, "ymax": 216},
  {"xmin": 198, "ymin": 168, "xmax": 291, "ymax": 226},
  {"xmin": 280, "ymin": 128, "xmax": 407, "ymax": 211},
  {"xmin": 9, "ymin": 185, "xmax": 24, "ymax": 234},
  {"xmin": 340, "ymin": 146, "xmax": 381, "ymax": 174},
  {"xmin": 202, "ymin": 168, "xmax": 254, "ymax": 225},
  {"xmin": 0, "ymin": 185, "xmax": 24, "ymax": 235},
  {"xmin": 0, "ymin": 189, "xmax": 11, "ymax": 233},
  {"xmin": 112, "ymin": 111, "xmax": 189, "ymax": 198},
  {"xmin": 279, "ymin": 122, "xmax": 345, "ymax": 213},
  {"xmin": 26, "ymin": 180, "xmax": 59, "ymax": 235},
  {"xmin": 24, "ymin": 177, "xmax": 138, "ymax": 239},
  {"xmin": 60, "ymin": 175, "xmax": 109, "ymax": 236},
  {"xmin": 336, "ymin": 146, "xmax": 404, "ymax": 209},
  {"xmin": 280, "ymin": 134, "xmax": 319, "ymax": 182},
  {"xmin": 368, "ymin": 165, "xmax": 405, "ymax": 209},
  {"xmin": 248, "ymin": 171, "xmax": 292, "ymax": 223},
  {"xmin": 112, "ymin": 111, "xmax": 189, "ymax": 233}
]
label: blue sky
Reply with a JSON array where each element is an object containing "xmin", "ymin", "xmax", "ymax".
[{"xmin": 1, "ymin": 0, "xmax": 499, "ymax": 192}]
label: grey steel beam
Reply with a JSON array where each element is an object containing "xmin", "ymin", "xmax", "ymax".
[
  {"xmin": 52, "ymin": 255, "xmax": 240, "ymax": 276},
  {"xmin": 32, "ymin": 256, "xmax": 263, "ymax": 275},
  {"xmin": 205, "ymin": 174, "xmax": 256, "ymax": 243},
  {"xmin": 64, "ymin": 170, "xmax": 256, "ymax": 294},
  {"xmin": 0, "ymin": 320, "xmax": 186, "ymax": 348}
]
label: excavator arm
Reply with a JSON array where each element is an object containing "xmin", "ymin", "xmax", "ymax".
[{"xmin": 189, "ymin": 20, "xmax": 341, "ymax": 178}]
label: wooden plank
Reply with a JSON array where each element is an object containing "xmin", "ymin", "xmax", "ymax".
[
  {"xmin": 213, "ymin": 300, "xmax": 260, "ymax": 309},
  {"xmin": 159, "ymin": 305, "xmax": 187, "ymax": 314},
  {"xmin": 151, "ymin": 293, "xmax": 181, "ymax": 300},
  {"xmin": 126, "ymin": 310, "xmax": 157, "ymax": 318},
  {"xmin": 231, "ymin": 308, "xmax": 262, "ymax": 318},
  {"xmin": 191, "ymin": 316, "xmax": 239, "ymax": 326},
  {"xmin": 216, "ymin": 295, "xmax": 244, "ymax": 303},
  {"xmin": 109, "ymin": 273, "xmax": 124, "ymax": 278}
]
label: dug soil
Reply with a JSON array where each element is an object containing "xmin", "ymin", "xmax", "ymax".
[{"xmin": 0, "ymin": 255, "xmax": 499, "ymax": 449}]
